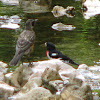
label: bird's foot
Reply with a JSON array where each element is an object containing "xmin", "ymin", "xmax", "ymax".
[{"xmin": 28, "ymin": 62, "xmax": 33, "ymax": 67}]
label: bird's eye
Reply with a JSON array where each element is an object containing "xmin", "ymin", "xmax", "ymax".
[{"xmin": 34, "ymin": 0, "xmax": 38, "ymax": 3}]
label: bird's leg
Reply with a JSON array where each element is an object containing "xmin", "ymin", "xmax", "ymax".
[
  {"xmin": 27, "ymin": 54, "xmax": 32, "ymax": 67},
  {"xmin": 21, "ymin": 57, "xmax": 24, "ymax": 66}
]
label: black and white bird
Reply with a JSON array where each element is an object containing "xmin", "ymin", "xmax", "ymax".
[{"xmin": 45, "ymin": 42, "xmax": 79, "ymax": 66}]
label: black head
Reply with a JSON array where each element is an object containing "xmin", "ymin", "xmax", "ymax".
[
  {"xmin": 25, "ymin": 19, "xmax": 38, "ymax": 30},
  {"xmin": 45, "ymin": 42, "xmax": 56, "ymax": 50}
]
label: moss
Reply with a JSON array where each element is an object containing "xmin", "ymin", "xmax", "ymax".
[
  {"xmin": 42, "ymin": 79, "xmax": 57, "ymax": 94},
  {"xmin": 92, "ymin": 90, "xmax": 100, "ymax": 97}
]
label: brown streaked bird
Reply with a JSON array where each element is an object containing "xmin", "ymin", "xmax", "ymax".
[{"xmin": 9, "ymin": 19, "xmax": 38, "ymax": 66}]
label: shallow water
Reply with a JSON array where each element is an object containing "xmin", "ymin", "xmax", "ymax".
[{"xmin": 0, "ymin": 0, "xmax": 100, "ymax": 69}]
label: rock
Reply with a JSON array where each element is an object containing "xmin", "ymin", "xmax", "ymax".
[
  {"xmin": 0, "ymin": 0, "xmax": 19, "ymax": 5},
  {"xmin": 42, "ymin": 67, "xmax": 62, "ymax": 81},
  {"xmin": 51, "ymin": 5, "xmax": 67, "ymax": 17},
  {"xmin": 61, "ymin": 89, "xmax": 81, "ymax": 100},
  {"xmin": 42, "ymin": 80, "xmax": 57, "ymax": 94},
  {"xmin": 52, "ymin": 5, "xmax": 75, "ymax": 18},
  {"xmin": 0, "ymin": 61, "xmax": 8, "ymax": 69},
  {"xmin": 31, "ymin": 59, "xmax": 75, "ymax": 79},
  {"xmin": 49, "ymin": 80, "xmax": 64, "ymax": 94},
  {"xmin": 8, "ymin": 64, "xmax": 33, "ymax": 88},
  {"xmin": 88, "ymin": 66, "xmax": 100, "ymax": 72},
  {"xmin": 0, "ymin": 61, "xmax": 8, "ymax": 81},
  {"xmin": 0, "ymin": 15, "xmax": 21, "ymax": 29},
  {"xmin": 93, "ymin": 95, "xmax": 100, "ymax": 100},
  {"xmin": 19, "ymin": 0, "xmax": 52, "ymax": 13},
  {"xmin": 0, "ymin": 81, "xmax": 15, "ymax": 99},
  {"xmin": 59, "ymin": 68, "xmax": 85, "ymax": 84},
  {"xmin": 9, "ymin": 87, "xmax": 52, "ymax": 100},
  {"xmin": 20, "ymin": 77, "xmax": 42, "ymax": 93},
  {"xmin": 43, "ymin": 95, "xmax": 61, "ymax": 100},
  {"xmin": 5, "ymin": 73, "xmax": 13, "ymax": 84},
  {"xmin": 61, "ymin": 83, "xmax": 93, "ymax": 100},
  {"xmin": 1, "ymin": 23, "xmax": 20, "ymax": 29},
  {"xmin": 92, "ymin": 92, "xmax": 100, "ymax": 100},
  {"xmin": 78, "ymin": 64, "xmax": 88, "ymax": 70},
  {"xmin": 41, "ymin": 67, "xmax": 62, "ymax": 94},
  {"xmin": 77, "ymin": 64, "xmax": 100, "ymax": 90},
  {"xmin": 51, "ymin": 23, "xmax": 76, "ymax": 31},
  {"xmin": 3, "ymin": 59, "xmax": 94, "ymax": 99},
  {"xmin": 82, "ymin": 0, "xmax": 100, "ymax": 19}
]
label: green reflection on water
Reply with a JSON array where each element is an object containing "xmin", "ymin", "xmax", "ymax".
[{"xmin": 0, "ymin": 0, "xmax": 100, "ymax": 70}]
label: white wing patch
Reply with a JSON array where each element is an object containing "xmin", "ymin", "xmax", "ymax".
[{"xmin": 51, "ymin": 53, "xmax": 57, "ymax": 56}]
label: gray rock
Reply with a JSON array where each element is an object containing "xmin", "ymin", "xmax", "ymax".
[
  {"xmin": 42, "ymin": 67, "xmax": 62, "ymax": 81},
  {"xmin": 0, "ymin": 0, "xmax": 19, "ymax": 5},
  {"xmin": 9, "ymin": 87, "xmax": 52, "ymax": 100},
  {"xmin": 61, "ymin": 82, "xmax": 93, "ymax": 100},
  {"xmin": 20, "ymin": 77, "xmax": 42, "ymax": 93},
  {"xmin": 0, "ymin": 61, "xmax": 8, "ymax": 81},
  {"xmin": 0, "ymin": 81, "xmax": 15, "ymax": 99},
  {"xmin": 19, "ymin": 0, "xmax": 52, "ymax": 13},
  {"xmin": 2, "ymin": 59, "xmax": 94, "ymax": 100}
]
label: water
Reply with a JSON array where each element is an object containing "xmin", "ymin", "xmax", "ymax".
[{"xmin": 0, "ymin": 0, "xmax": 100, "ymax": 69}]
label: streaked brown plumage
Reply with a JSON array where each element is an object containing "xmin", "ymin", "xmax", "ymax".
[{"xmin": 9, "ymin": 19, "xmax": 38, "ymax": 66}]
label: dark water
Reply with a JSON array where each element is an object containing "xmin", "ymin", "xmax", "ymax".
[{"xmin": 0, "ymin": 0, "xmax": 100, "ymax": 69}]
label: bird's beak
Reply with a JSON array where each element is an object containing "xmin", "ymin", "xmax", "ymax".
[
  {"xmin": 34, "ymin": 19, "xmax": 38, "ymax": 22},
  {"xmin": 32, "ymin": 19, "xmax": 38, "ymax": 26},
  {"xmin": 45, "ymin": 42, "xmax": 47, "ymax": 46},
  {"xmin": 51, "ymin": 10, "xmax": 53, "ymax": 13}
]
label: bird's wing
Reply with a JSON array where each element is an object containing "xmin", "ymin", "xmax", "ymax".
[
  {"xmin": 16, "ymin": 40, "xmax": 32, "ymax": 54},
  {"xmin": 50, "ymin": 50, "xmax": 79, "ymax": 65},
  {"xmin": 50, "ymin": 50, "xmax": 71, "ymax": 60},
  {"xmin": 16, "ymin": 32, "xmax": 35, "ymax": 53},
  {"xmin": 49, "ymin": 50, "xmax": 63, "ymax": 59}
]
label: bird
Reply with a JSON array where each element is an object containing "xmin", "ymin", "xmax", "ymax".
[
  {"xmin": 9, "ymin": 19, "xmax": 38, "ymax": 66},
  {"xmin": 45, "ymin": 42, "xmax": 79, "ymax": 66}
]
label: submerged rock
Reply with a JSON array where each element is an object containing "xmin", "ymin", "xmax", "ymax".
[
  {"xmin": 0, "ymin": 23, "xmax": 20, "ymax": 29},
  {"xmin": 52, "ymin": 5, "xmax": 75, "ymax": 17},
  {"xmin": 0, "ymin": 0, "xmax": 19, "ymax": 5},
  {"xmin": 0, "ymin": 15, "xmax": 21, "ymax": 29},
  {"xmin": 52, "ymin": 23, "xmax": 76, "ymax": 31},
  {"xmin": 19, "ymin": 0, "xmax": 52, "ymax": 13},
  {"xmin": 82, "ymin": 0, "xmax": 100, "ymax": 19}
]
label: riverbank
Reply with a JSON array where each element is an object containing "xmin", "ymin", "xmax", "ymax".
[{"xmin": 0, "ymin": 59, "xmax": 100, "ymax": 100}]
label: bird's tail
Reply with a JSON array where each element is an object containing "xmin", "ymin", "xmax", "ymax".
[
  {"xmin": 70, "ymin": 61, "xmax": 79, "ymax": 66},
  {"xmin": 9, "ymin": 52, "xmax": 24, "ymax": 66},
  {"xmin": 63, "ymin": 59, "xmax": 79, "ymax": 66}
]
